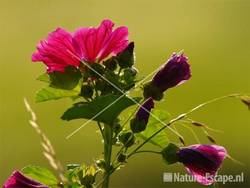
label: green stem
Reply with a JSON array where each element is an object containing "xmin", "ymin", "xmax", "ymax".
[
  {"xmin": 97, "ymin": 122, "xmax": 104, "ymax": 138},
  {"xmin": 130, "ymin": 150, "xmax": 161, "ymax": 156},
  {"xmin": 102, "ymin": 124, "xmax": 113, "ymax": 188}
]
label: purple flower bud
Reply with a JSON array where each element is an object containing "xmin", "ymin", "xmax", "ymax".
[
  {"xmin": 137, "ymin": 97, "xmax": 154, "ymax": 123},
  {"xmin": 152, "ymin": 53, "xmax": 191, "ymax": 92},
  {"xmin": 130, "ymin": 98, "xmax": 154, "ymax": 133},
  {"xmin": 178, "ymin": 144, "xmax": 227, "ymax": 185},
  {"xmin": 3, "ymin": 171, "xmax": 48, "ymax": 188}
]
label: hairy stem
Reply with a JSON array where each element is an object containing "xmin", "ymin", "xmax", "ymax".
[{"xmin": 102, "ymin": 124, "xmax": 113, "ymax": 188}]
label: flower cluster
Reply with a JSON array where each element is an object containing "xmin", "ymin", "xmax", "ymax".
[{"xmin": 3, "ymin": 19, "xmax": 248, "ymax": 188}]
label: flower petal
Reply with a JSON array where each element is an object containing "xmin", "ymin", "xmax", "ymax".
[
  {"xmin": 99, "ymin": 26, "xmax": 129, "ymax": 60},
  {"xmin": 73, "ymin": 19, "xmax": 114, "ymax": 62},
  {"xmin": 178, "ymin": 144, "xmax": 227, "ymax": 185},
  {"xmin": 3, "ymin": 171, "xmax": 48, "ymax": 188},
  {"xmin": 32, "ymin": 28, "xmax": 79, "ymax": 72}
]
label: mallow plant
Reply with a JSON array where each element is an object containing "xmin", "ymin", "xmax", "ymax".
[{"xmin": 3, "ymin": 19, "xmax": 250, "ymax": 188}]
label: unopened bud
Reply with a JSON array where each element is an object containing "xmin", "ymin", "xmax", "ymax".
[
  {"xmin": 130, "ymin": 98, "xmax": 154, "ymax": 133},
  {"xmin": 117, "ymin": 42, "xmax": 135, "ymax": 68},
  {"xmin": 117, "ymin": 153, "xmax": 127, "ymax": 163},
  {"xmin": 80, "ymin": 85, "xmax": 93, "ymax": 99},
  {"xmin": 103, "ymin": 57, "xmax": 117, "ymax": 71},
  {"xmin": 118, "ymin": 131, "xmax": 135, "ymax": 147},
  {"xmin": 89, "ymin": 63, "xmax": 105, "ymax": 78}
]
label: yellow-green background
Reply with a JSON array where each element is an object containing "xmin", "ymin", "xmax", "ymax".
[{"xmin": 0, "ymin": 0, "xmax": 249, "ymax": 187}]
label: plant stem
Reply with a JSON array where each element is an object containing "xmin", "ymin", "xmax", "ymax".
[
  {"xmin": 130, "ymin": 150, "xmax": 161, "ymax": 157},
  {"xmin": 102, "ymin": 124, "xmax": 113, "ymax": 188},
  {"xmin": 97, "ymin": 122, "xmax": 104, "ymax": 138}
]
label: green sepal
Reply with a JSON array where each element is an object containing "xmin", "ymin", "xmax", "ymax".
[
  {"xmin": 143, "ymin": 81, "xmax": 163, "ymax": 101},
  {"xmin": 161, "ymin": 143, "xmax": 180, "ymax": 165},
  {"xmin": 130, "ymin": 117, "xmax": 147, "ymax": 133}
]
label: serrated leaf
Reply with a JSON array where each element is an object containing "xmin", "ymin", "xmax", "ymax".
[
  {"xmin": 62, "ymin": 94, "xmax": 141, "ymax": 125},
  {"xmin": 36, "ymin": 86, "xmax": 81, "ymax": 102},
  {"xmin": 21, "ymin": 165, "xmax": 58, "ymax": 186},
  {"xmin": 137, "ymin": 109, "xmax": 171, "ymax": 148}
]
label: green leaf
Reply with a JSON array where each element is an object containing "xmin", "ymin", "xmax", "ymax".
[
  {"xmin": 62, "ymin": 94, "xmax": 141, "ymax": 125},
  {"xmin": 36, "ymin": 85, "xmax": 81, "ymax": 102},
  {"xmin": 137, "ymin": 109, "xmax": 170, "ymax": 148},
  {"xmin": 21, "ymin": 165, "xmax": 58, "ymax": 186},
  {"xmin": 37, "ymin": 73, "xmax": 50, "ymax": 82},
  {"xmin": 49, "ymin": 66, "xmax": 82, "ymax": 90},
  {"xmin": 35, "ymin": 66, "xmax": 82, "ymax": 102}
]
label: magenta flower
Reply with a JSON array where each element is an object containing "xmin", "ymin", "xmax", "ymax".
[
  {"xmin": 152, "ymin": 53, "xmax": 191, "ymax": 92},
  {"xmin": 3, "ymin": 171, "xmax": 48, "ymax": 188},
  {"xmin": 130, "ymin": 98, "xmax": 154, "ymax": 133},
  {"xmin": 73, "ymin": 19, "xmax": 129, "ymax": 63},
  {"xmin": 178, "ymin": 144, "xmax": 227, "ymax": 185},
  {"xmin": 32, "ymin": 28, "xmax": 80, "ymax": 72}
]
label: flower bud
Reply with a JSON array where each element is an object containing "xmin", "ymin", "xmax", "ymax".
[
  {"xmin": 130, "ymin": 98, "xmax": 154, "ymax": 133},
  {"xmin": 117, "ymin": 153, "xmax": 127, "ymax": 163},
  {"xmin": 118, "ymin": 131, "xmax": 135, "ymax": 147},
  {"xmin": 89, "ymin": 63, "xmax": 105, "ymax": 78},
  {"xmin": 96, "ymin": 159, "xmax": 106, "ymax": 170},
  {"xmin": 103, "ymin": 57, "xmax": 118, "ymax": 71},
  {"xmin": 124, "ymin": 67, "xmax": 138, "ymax": 77},
  {"xmin": 152, "ymin": 53, "xmax": 191, "ymax": 93},
  {"xmin": 80, "ymin": 85, "xmax": 93, "ymax": 99},
  {"xmin": 81, "ymin": 166, "xmax": 96, "ymax": 187},
  {"xmin": 117, "ymin": 42, "xmax": 135, "ymax": 68}
]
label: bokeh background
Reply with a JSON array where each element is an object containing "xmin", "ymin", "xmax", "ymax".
[{"xmin": 0, "ymin": 0, "xmax": 250, "ymax": 187}]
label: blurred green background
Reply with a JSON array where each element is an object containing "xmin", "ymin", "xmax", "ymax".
[{"xmin": 0, "ymin": 0, "xmax": 249, "ymax": 187}]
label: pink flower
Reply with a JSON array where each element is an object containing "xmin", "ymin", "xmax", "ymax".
[
  {"xmin": 32, "ymin": 28, "xmax": 80, "ymax": 72},
  {"xmin": 3, "ymin": 171, "xmax": 48, "ymax": 188},
  {"xmin": 178, "ymin": 144, "xmax": 227, "ymax": 185},
  {"xmin": 152, "ymin": 53, "xmax": 191, "ymax": 92},
  {"xmin": 73, "ymin": 19, "xmax": 129, "ymax": 63}
]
